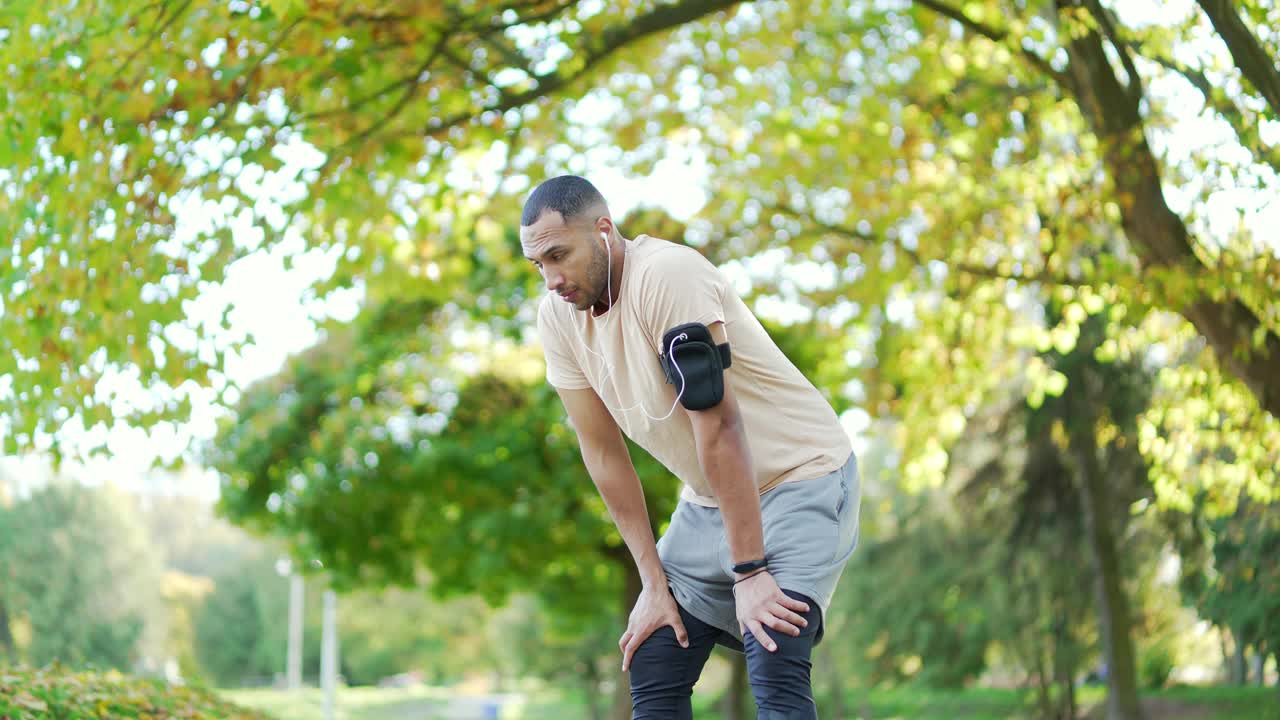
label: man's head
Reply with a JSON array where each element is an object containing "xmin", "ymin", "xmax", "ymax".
[{"xmin": 520, "ymin": 175, "xmax": 616, "ymax": 313}]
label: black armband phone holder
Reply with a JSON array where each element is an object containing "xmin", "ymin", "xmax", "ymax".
[{"xmin": 658, "ymin": 322, "xmax": 732, "ymax": 411}]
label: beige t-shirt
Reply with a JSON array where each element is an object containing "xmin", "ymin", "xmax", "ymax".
[{"xmin": 537, "ymin": 234, "xmax": 853, "ymax": 507}]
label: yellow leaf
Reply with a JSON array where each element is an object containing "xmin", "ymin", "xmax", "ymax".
[{"xmin": 15, "ymin": 693, "xmax": 49, "ymax": 711}]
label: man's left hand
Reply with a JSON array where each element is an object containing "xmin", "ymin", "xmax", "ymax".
[{"xmin": 733, "ymin": 570, "xmax": 809, "ymax": 652}]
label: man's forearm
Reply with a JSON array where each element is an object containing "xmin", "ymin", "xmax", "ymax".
[
  {"xmin": 696, "ymin": 417, "xmax": 765, "ymax": 572},
  {"xmin": 582, "ymin": 447, "xmax": 667, "ymax": 589}
]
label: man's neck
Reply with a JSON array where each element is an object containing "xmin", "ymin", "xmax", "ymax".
[{"xmin": 591, "ymin": 236, "xmax": 627, "ymax": 317}]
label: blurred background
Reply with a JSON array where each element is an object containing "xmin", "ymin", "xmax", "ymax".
[{"xmin": 0, "ymin": 0, "xmax": 1277, "ymax": 718}]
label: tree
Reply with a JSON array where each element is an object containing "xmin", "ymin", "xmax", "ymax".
[
  {"xmin": 1184, "ymin": 496, "xmax": 1280, "ymax": 686},
  {"xmin": 192, "ymin": 547, "xmax": 327, "ymax": 687},
  {"xmin": 194, "ymin": 566, "xmax": 275, "ymax": 686},
  {"xmin": 207, "ymin": 288, "xmax": 681, "ymax": 715},
  {"xmin": 6, "ymin": 1, "xmax": 1276, "ymax": 471},
  {"xmin": 337, "ymin": 582, "xmax": 500, "ymax": 687},
  {"xmin": 0, "ymin": 483, "xmax": 165, "ymax": 670},
  {"xmin": 952, "ymin": 407, "xmax": 1097, "ymax": 720},
  {"xmin": 836, "ymin": 503, "xmax": 997, "ymax": 688},
  {"xmin": 488, "ymin": 592, "xmax": 629, "ymax": 720},
  {"xmin": 12, "ymin": 0, "xmax": 1278, "ymax": 709},
  {"xmin": 1038, "ymin": 309, "xmax": 1154, "ymax": 720}
]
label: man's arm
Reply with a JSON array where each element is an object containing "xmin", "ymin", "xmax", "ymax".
[
  {"xmin": 683, "ymin": 322, "xmax": 763, "ymax": 572},
  {"xmin": 555, "ymin": 386, "xmax": 666, "ymax": 590},
  {"xmin": 685, "ymin": 322, "xmax": 809, "ymax": 650},
  {"xmin": 556, "ymin": 385, "xmax": 690, "ymax": 669}
]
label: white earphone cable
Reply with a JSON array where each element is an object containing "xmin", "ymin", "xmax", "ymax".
[{"xmin": 568, "ymin": 233, "xmax": 688, "ymax": 426}]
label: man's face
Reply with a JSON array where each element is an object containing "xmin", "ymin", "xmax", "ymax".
[{"xmin": 520, "ymin": 211, "xmax": 609, "ymax": 312}]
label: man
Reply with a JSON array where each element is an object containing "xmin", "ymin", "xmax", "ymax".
[{"xmin": 522, "ymin": 175, "xmax": 860, "ymax": 719}]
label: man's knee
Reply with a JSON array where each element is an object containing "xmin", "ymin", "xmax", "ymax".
[
  {"xmin": 744, "ymin": 590, "xmax": 821, "ymax": 719},
  {"xmin": 630, "ymin": 624, "xmax": 714, "ymax": 720},
  {"xmin": 746, "ymin": 589, "xmax": 822, "ymax": 654},
  {"xmin": 629, "ymin": 624, "xmax": 683, "ymax": 684}
]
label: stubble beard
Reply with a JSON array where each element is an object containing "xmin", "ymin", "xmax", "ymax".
[{"xmin": 579, "ymin": 242, "xmax": 611, "ymax": 313}]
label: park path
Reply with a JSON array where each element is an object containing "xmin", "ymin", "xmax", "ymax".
[{"xmin": 354, "ymin": 694, "xmax": 523, "ymax": 720}]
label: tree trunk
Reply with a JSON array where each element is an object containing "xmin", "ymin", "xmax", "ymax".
[
  {"xmin": 1231, "ymin": 631, "xmax": 1247, "ymax": 685},
  {"xmin": 1251, "ymin": 650, "xmax": 1265, "ymax": 687},
  {"xmin": 819, "ymin": 640, "xmax": 849, "ymax": 717},
  {"xmin": 609, "ymin": 563, "xmax": 644, "ymax": 720},
  {"xmin": 823, "ymin": 657, "xmax": 846, "ymax": 720},
  {"xmin": 1065, "ymin": 673, "xmax": 1078, "ymax": 720},
  {"xmin": 723, "ymin": 651, "xmax": 750, "ymax": 720},
  {"xmin": 0, "ymin": 599, "xmax": 14, "ymax": 661},
  {"xmin": 1053, "ymin": 613, "xmax": 1077, "ymax": 720},
  {"xmin": 585, "ymin": 659, "xmax": 603, "ymax": 720},
  {"xmin": 1219, "ymin": 632, "xmax": 1230, "ymax": 684},
  {"xmin": 1034, "ymin": 632, "xmax": 1054, "ymax": 720},
  {"xmin": 1072, "ymin": 421, "xmax": 1145, "ymax": 720},
  {"xmin": 1034, "ymin": 674, "xmax": 1053, "ymax": 720}
]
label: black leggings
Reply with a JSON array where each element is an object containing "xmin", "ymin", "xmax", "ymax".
[{"xmin": 629, "ymin": 589, "xmax": 821, "ymax": 719}]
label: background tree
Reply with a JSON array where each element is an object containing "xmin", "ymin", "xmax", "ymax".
[
  {"xmin": 0, "ymin": 483, "xmax": 166, "ymax": 671},
  {"xmin": 194, "ymin": 560, "xmax": 286, "ymax": 687},
  {"xmin": 207, "ymin": 293, "xmax": 679, "ymax": 715},
  {"xmin": 1183, "ymin": 496, "xmax": 1280, "ymax": 687}
]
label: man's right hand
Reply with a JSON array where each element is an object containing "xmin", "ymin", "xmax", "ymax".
[{"xmin": 619, "ymin": 585, "xmax": 690, "ymax": 672}]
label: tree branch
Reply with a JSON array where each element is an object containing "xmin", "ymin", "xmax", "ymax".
[
  {"xmin": 440, "ymin": 44, "xmax": 500, "ymax": 90},
  {"xmin": 479, "ymin": 33, "xmax": 538, "ymax": 76},
  {"xmin": 1196, "ymin": 0, "xmax": 1280, "ymax": 119},
  {"xmin": 394, "ymin": 0, "xmax": 744, "ymax": 140},
  {"xmin": 1060, "ymin": 1, "xmax": 1280, "ymax": 418},
  {"xmin": 200, "ymin": 17, "xmax": 306, "ymax": 135},
  {"xmin": 768, "ymin": 203, "xmax": 1087, "ymax": 289},
  {"xmin": 319, "ymin": 34, "xmax": 454, "ymax": 163},
  {"xmin": 1135, "ymin": 44, "xmax": 1280, "ymax": 175},
  {"xmin": 342, "ymin": 11, "xmax": 415, "ymax": 24},
  {"xmin": 489, "ymin": 0, "xmax": 581, "ymax": 31},
  {"xmin": 1057, "ymin": 0, "xmax": 1141, "ymax": 136},
  {"xmin": 911, "ymin": 0, "xmax": 1071, "ymax": 88},
  {"xmin": 298, "ymin": 32, "xmax": 451, "ymax": 125},
  {"xmin": 1082, "ymin": 0, "xmax": 1144, "ymax": 106},
  {"xmin": 93, "ymin": 0, "xmax": 193, "ymax": 108}
]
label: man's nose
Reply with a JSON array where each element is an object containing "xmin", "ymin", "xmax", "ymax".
[{"xmin": 544, "ymin": 269, "xmax": 565, "ymax": 292}]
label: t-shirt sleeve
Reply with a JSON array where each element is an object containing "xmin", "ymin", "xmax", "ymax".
[
  {"xmin": 639, "ymin": 247, "xmax": 729, "ymax": 352},
  {"xmin": 536, "ymin": 297, "xmax": 591, "ymax": 390}
]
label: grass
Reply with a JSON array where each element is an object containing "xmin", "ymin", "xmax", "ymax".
[
  {"xmin": 222, "ymin": 685, "xmax": 492, "ymax": 720},
  {"xmin": 2, "ymin": 670, "xmax": 1269, "ymax": 720},
  {"xmin": 841, "ymin": 686, "xmax": 1035, "ymax": 719},
  {"xmin": 507, "ymin": 684, "xmax": 1279, "ymax": 720},
  {"xmin": 838, "ymin": 685, "xmax": 1277, "ymax": 720},
  {"xmin": 222, "ymin": 685, "xmax": 535, "ymax": 720},
  {"xmin": 1131, "ymin": 685, "xmax": 1280, "ymax": 720}
]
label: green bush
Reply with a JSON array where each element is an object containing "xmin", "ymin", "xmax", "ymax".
[
  {"xmin": 0, "ymin": 665, "xmax": 273, "ymax": 719},
  {"xmin": 1138, "ymin": 638, "xmax": 1177, "ymax": 690}
]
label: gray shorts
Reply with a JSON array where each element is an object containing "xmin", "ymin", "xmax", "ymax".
[{"xmin": 656, "ymin": 452, "xmax": 860, "ymax": 650}]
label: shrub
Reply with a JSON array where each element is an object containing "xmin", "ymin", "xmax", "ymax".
[
  {"xmin": 0, "ymin": 665, "xmax": 273, "ymax": 719},
  {"xmin": 1138, "ymin": 640, "xmax": 1176, "ymax": 690}
]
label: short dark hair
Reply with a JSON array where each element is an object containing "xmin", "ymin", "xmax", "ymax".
[{"xmin": 521, "ymin": 175, "xmax": 607, "ymax": 226}]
